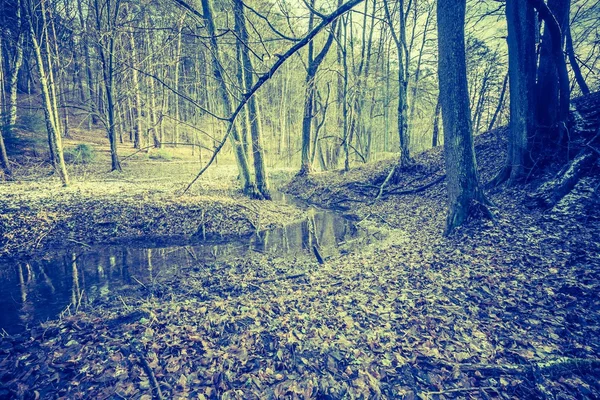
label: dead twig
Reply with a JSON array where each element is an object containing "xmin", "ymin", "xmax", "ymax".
[
  {"xmin": 130, "ymin": 341, "xmax": 164, "ymax": 400},
  {"xmin": 422, "ymin": 386, "xmax": 498, "ymax": 396}
]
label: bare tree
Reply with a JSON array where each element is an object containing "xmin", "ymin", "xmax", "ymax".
[
  {"xmin": 23, "ymin": 0, "xmax": 69, "ymax": 185},
  {"xmin": 233, "ymin": 0, "xmax": 271, "ymax": 198}
]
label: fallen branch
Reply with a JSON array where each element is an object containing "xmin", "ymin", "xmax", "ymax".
[
  {"xmin": 532, "ymin": 130, "xmax": 599, "ymax": 208},
  {"xmin": 312, "ymin": 245, "xmax": 324, "ymax": 264},
  {"xmin": 121, "ymin": 142, "xmax": 212, "ymax": 162},
  {"xmin": 375, "ymin": 164, "xmax": 396, "ymax": 201},
  {"xmin": 130, "ymin": 341, "xmax": 164, "ymax": 400},
  {"xmin": 422, "ymin": 386, "xmax": 497, "ymax": 396}
]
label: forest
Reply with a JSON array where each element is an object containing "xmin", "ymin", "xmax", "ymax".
[{"xmin": 0, "ymin": 0, "xmax": 600, "ymax": 398}]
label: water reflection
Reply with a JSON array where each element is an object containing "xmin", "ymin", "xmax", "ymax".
[{"xmin": 0, "ymin": 205, "xmax": 359, "ymax": 334}]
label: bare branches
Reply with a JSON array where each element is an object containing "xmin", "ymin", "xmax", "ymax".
[
  {"xmin": 183, "ymin": 0, "xmax": 367, "ymax": 194},
  {"xmin": 171, "ymin": 0, "xmax": 204, "ymax": 22}
]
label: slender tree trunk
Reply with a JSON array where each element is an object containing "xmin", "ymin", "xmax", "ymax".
[
  {"xmin": 233, "ymin": 0, "xmax": 270, "ymax": 198},
  {"xmin": 129, "ymin": 30, "xmax": 143, "ymax": 148},
  {"xmin": 200, "ymin": 0, "xmax": 258, "ymax": 197},
  {"xmin": 437, "ymin": 0, "xmax": 491, "ymax": 234},
  {"xmin": 24, "ymin": 0, "xmax": 69, "ymax": 185},
  {"xmin": 173, "ymin": 16, "xmax": 184, "ymax": 147},
  {"xmin": 40, "ymin": 0, "xmax": 62, "ymax": 137},
  {"xmin": 94, "ymin": 0, "xmax": 121, "ymax": 171},
  {"xmin": 565, "ymin": 24, "xmax": 590, "ymax": 95},
  {"xmin": 488, "ymin": 73, "xmax": 508, "ymax": 132},
  {"xmin": 1, "ymin": 0, "xmax": 25, "ymax": 178},
  {"xmin": 432, "ymin": 94, "xmax": 441, "ymax": 147},
  {"xmin": 409, "ymin": 1, "xmax": 433, "ymax": 125},
  {"xmin": 76, "ymin": 0, "xmax": 98, "ymax": 127},
  {"xmin": 299, "ymin": 0, "xmax": 338, "ymax": 176},
  {"xmin": 383, "ymin": 0, "xmax": 411, "ymax": 167}
]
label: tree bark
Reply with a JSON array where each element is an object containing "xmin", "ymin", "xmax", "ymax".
[
  {"xmin": 24, "ymin": 0, "xmax": 69, "ymax": 185},
  {"xmin": 437, "ymin": 0, "xmax": 491, "ymax": 235},
  {"xmin": 200, "ymin": 0, "xmax": 258, "ymax": 197},
  {"xmin": 492, "ymin": 1, "xmax": 537, "ymax": 186},
  {"xmin": 233, "ymin": 0, "xmax": 271, "ymax": 199},
  {"xmin": 532, "ymin": 0, "xmax": 571, "ymax": 142}
]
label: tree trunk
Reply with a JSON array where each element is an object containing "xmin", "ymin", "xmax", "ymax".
[
  {"xmin": 77, "ymin": 0, "xmax": 98, "ymax": 126},
  {"xmin": 233, "ymin": 0, "xmax": 271, "ymax": 199},
  {"xmin": 300, "ymin": 0, "xmax": 338, "ymax": 176},
  {"xmin": 94, "ymin": 0, "xmax": 121, "ymax": 171},
  {"xmin": 437, "ymin": 0, "xmax": 491, "ymax": 235},
  {"xmin": 173, "ymin": 16, "xmax": 184, "ymax": 147},
  {"xmin": 504, "ymin": 0, "xmax": 537, "ymax": 184},
  {"xmin": 24, "ymin": 0, "xmax": 69, "ymax": 185},
  {"xmin": 383, "ymin": 0, "xmax": 411, "ymax": 167},
  {"xmin": 1, "ymin": 0, "xmax": 25, "ymax": 178},
  {"xmin": 565, "ymin": 23, "xmax": 590, "ymax": 96},
  {"xmin": 487, "ymin": 72, "xmax": 508, "ymax": 132},
  {"xmin": 432, "ymin": 94, "xmax": 441, "ymax": 147},
  {"xmin": 200, "ymin": 0, "xmax": 258, "ymax": 197},
  {"xmin": 533, "ymin": 0, "xmax": 570, "ymax": 141},
  {"xmin": 129, "ymin": 30, "xmax": 143, "ymax": 148}
]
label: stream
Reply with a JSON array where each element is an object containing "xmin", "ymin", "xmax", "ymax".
[{"xmin": 0, "ymin": 193, "xmax": 361, "ymax": 334}]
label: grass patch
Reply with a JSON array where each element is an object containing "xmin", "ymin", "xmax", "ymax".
[
  {"xmin": 148, "ymin": 148, "xmax": 173, "ymax": 161},
  {"xmin": 64, "ymin": 143, "xmax": 96, "ymax": 164}
]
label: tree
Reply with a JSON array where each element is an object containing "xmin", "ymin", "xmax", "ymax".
[
  {"xmin": 299, "ymin": 0, "xmax": 338, "ymax": 176},
  {"xmin": 383, "ymin": 0, "xmax": 411, "ymax": 167},
  {"xmin": 23, "ymin": 0, "xmax": 69, "ymax": 185},
  {"xmin": 233, "ymin": 0, "xmax": 271, "ymax": 199},
  {"xmin": 0, "ymin": 0, "xmax": 24, "ymax": 179},
  {"xmin": 532, "ymin": 0, "xmax": 571, "ymax": 144},
  {"xmin": 492, "ymin": 0, "xmax": 537, "ymax": 186},
  {"xmin": 436, "ymin": 0, "xmax": 491, "ymax": 234},
  {"xmin": 93, "ymin": 0, "xmax": 122, "ymax": 171},
  {"xmin": 200, "ymin": 0, "xmax": 259, "ymax": 197}
]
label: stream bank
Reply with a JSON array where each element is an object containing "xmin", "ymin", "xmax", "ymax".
[{"xmin": 0, "ymin": 173, "xmax": 304, "ymax": 260}]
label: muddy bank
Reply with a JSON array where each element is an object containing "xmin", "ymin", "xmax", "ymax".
[{"xmin": 0, "ymin": 180, "xmax": 304, "ymax": 260}]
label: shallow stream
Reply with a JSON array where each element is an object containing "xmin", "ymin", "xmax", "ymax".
[{"xmin": 0, "ymin": 193, "xmax": 361, "ymax": 334}]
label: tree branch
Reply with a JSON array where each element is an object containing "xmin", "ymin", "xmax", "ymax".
[{"xmin": 183, "ymin": 0, "xmax": 367, "ymax": 194}]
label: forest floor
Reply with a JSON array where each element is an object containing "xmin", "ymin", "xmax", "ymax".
[
  {"xmin": 0, "ymin": 132, "xmax": 303, "ymax": 259},
  {"xmin": 1, "ymin": 107, "xmax": 600, "ymax": 398}
]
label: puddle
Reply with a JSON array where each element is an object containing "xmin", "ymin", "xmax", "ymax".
[{"xmin": 0, "ymin": 194, "xmax": 361, "ymax": 334}]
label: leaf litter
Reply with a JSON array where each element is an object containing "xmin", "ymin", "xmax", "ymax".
[{"xmin": 1, "ymin": 130, "xmax": 600, "ymax": 399}]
